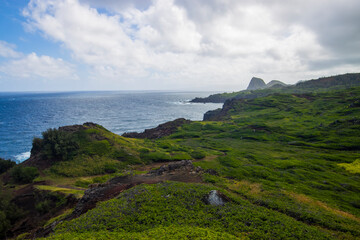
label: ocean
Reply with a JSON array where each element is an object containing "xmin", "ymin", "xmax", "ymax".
[{"xmin": 0, "ymin": 91, "xmax": 222, "ymax": 162}]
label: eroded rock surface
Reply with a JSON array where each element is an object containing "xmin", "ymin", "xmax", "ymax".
[
  {"xmin": 203, "ymin": 190, "xmax": 231, "ymax": 206},
  {"xmin": 123, "ymin": 118, "xmax": 191, "ymax": 139},
  {"xmin": 69, "ymin": 160, "xmax": 203, "ymax": 220}
]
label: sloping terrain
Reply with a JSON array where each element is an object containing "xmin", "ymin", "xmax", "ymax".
[
  {"xmin": 1, "ymin": 80, "xmax": 360, "ymax": 239},
  {"xmin": 191, "ymin": 72, "xmax": 360, "ymax": 103}
]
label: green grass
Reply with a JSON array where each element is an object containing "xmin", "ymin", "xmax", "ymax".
[
  {"xmin": 173, "ymin": 88, "xmax": 360, "ymax": 218},
  {"xmin": 35, "ymin": 185, "xmax": 84, "ymax": 198},
  {"xmin": 49, "ymin": 182, "xmax": 332, "ymax": 239},
  {"xmin": 44, "ymin": 226, "xmax": 240, "ymax": 240},
  {"xmin": 4, "ymin": 85, "xmax": 360, "ymax": 239},
  {"xmin": 33, "ymin": 124, "xmax": 196, "ymax": 177},
  {"xmin": 339, "ymin": 159, "xmax": 360, "ymax": 174}
]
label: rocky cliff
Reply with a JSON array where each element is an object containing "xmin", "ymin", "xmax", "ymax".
[{"xmin": 246, "ymin": 77, "xmax": 266, "ymax": 90}]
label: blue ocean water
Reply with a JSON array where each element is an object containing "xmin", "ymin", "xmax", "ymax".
[{"xmin": 0, "ymin": 91, "xmax": 222, "ymax": 162}]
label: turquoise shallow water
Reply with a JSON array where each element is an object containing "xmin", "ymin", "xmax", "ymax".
[{"xmin": 0, "ymin": 91, "xmax": 222, "ymax": 161}]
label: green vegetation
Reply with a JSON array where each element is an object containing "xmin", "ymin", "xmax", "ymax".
[
  {"xmin": 339, "ymin": 159, "xmax": 360, "ymax": 174},
  {"xmin": 0, "ymin": 191, "xmax": 23, "ymax": 239},
  {"xmin": 0, "ymin": 158, "xmax": 16, "ymax": 174},
  {"xmin": 29, "ymin": 124, "xmax": 196, "ymax": 177},
  {"xmin": 49, "ymin": 182, "xmax": 331, "ymax": 239},
  {"xmin": 10, "ymin": 166, "xmax": 39, "ymax": 184},
  {"xmin": 184, "ymin": 88, "xmax": 360, "ymax": 218},
  {"xmin": 35, "ymin": 185, "xmax": 84, "ymax": 199},
  {"xmin": 34, "ymin": 128, "xmax": 79, "ymax": 161},
  {"xmin": 44, "ymin": 226, "xmax": 239, "ymax": 240},
  {"xmin": 2, "ymin": 76, "xmax": 360, "ymax": 239},
  {"xmin": 192, "ymin": 72, "xmax": 360, "ymax": 103}
]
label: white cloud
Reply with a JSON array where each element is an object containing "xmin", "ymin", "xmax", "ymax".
[
  {"xmin": 20, "ymin": 0, "xmax": 360, "ymax": 90},
  {"xmin": 0, "ymin": 41, "xmax": 23, "ymax": 58},
  {"xmin": 0, "ymin": 52, "xmax": 76, "ymax": 80},
  {"xmin": 133, "ymin": 0, "xmax": 202, "ymax": 53}
]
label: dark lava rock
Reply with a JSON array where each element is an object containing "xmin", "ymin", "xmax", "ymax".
[
  {"xmin": 205, "ymin": 169, "xmax": 218, "ymax": 176},
  {"xmin": 150, "ymin": 160, "xmax": 195, "ymax": 176},
  {"xmin": 123, "ymin": 118, "xmax": 191, "ymax": 139},
  {"xmin": 70, "ymin": 178, "xmax": 134, "ymax": 218},
  {"xmin": 203, "ymin": 108, "xmax": 222, "ymax": 121}
]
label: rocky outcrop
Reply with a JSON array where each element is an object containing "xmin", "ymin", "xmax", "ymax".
[
  {"xmin": 247, "ymin": 77, "xmax": 266, "ymax": 90},
  {"xmin": 149, "ymin": 160, "xmax": 200, "ymax": 175},
  {"xmin": 9, "ymin": 183, "xmax": 77, "ymax": 239},
  {"xmin": 204, "ymin": 98, "xmax": 244, "ymax": 121},
  {"xmin": 70, "ymin": 179, "xmax": 135, "ymax": 218},
  {"xmin": 203, "ymin": 190, "xmax": 231, "ymax": 206},
  {"xmin": 203, "ymin": 108, "xmax": 222, "ymax": 121},
  {"xmin": 123, "ymin": 118, "xmax": 191, "ymax": 139}
]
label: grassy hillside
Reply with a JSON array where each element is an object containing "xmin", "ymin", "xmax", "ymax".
[
  {"xmin": 1, "ymin": 84, "xmax": 360, "ymax": 239},
  {"xmin": 26, "ymin": 122, "xmax": 195, "ymax": 178},
  {"xmin": 191, "ymin": 73, "xmax": 360, "ymax": 103},
  {"xmin": 44, "ymin": 182, "xmax": 332, "ymax": 239}
]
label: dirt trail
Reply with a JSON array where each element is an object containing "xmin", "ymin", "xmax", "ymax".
[
  {"xmin": 32, "ymin": 160, "xmax": 206, "ymax": 238},
  {"xmin": 69, "ymin": 160, "xmax": 203, "ymax": 218}
]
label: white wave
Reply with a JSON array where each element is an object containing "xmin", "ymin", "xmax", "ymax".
[
  {"xmin": 171, "ymin": 101, "xmax": 192, "ymax": 105},
  {"xmin": 14, "ymin": 151, "xmax": 31, "ymax": 161}
]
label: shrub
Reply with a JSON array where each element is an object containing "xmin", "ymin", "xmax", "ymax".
[
  {"xmin": 0, "ymin": 191, "xmax": 23, "ymax": 238},
  {"xmin": 41, "ymin": 128, "xmax": 79, "ymax": 161},
  {"xmin": 104, "ymin": 163, "xmax": 118, "ymax": 173},
  {"xmin": 31, "ymin": 137, "xmax": 43, "ymax": 156},
  {"xmin": 170, "ymin": 152, "xmax": 192, "ymax": 160},
  {"xmin": 10, "ymin": 166, "xmax": 39, "ymax": 184},
  {"xmin": 140, "ymin": 151, "xmax": 171, "ymax": 162},
  {"xmin": 0, "ymin": 158, "xmax": 16, "ymax": 174},
  {"xmin": 190, "ymin": 151, "xmax": 206, "ymax": 159},
  {"xmin": 0, "ymin": 211, "xmax": 10, "ymax": 239},
  {"xmin": 35, "ymin": 200, "xmax": 52, "ymax": 214}
]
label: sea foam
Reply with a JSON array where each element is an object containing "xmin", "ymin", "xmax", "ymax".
[{"xmin": 14, "ymin": 151, "xmax": 31, "ymax": 162}]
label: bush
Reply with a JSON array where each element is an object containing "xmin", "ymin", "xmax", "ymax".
[
  {"xmin": 104, "ymin": 163, "xmax": 118, "ymax": 173},
  {"xmin": 10, "ymin": 166, "xmax": 39, "ymax": 184},
  {"xmin": 31, "ymin": 137, "xmax": 43, "ymax": 156},
  {"xmin": 0, "ymin": 211, "xmax": 10, "ymax": 239},
  {"xmin": 0, "ymin": 192, "xmax": 23, "ymax": 238},
  {"xmin": 41, "ymin": 128, "xmax": 79, "ymax": 161},
  {"xmin": 190, "ymin": 151, "xmax": 206, "ymax": 159},
  {"xmin": 35, "ymin": 200, "xmax": 52, "ymax": 214},
  {"xmin": 0, "ymin": 158, "xmax": 16, "ymax": 174},
  {"xmin": 140, "ymin": 151, "xmax": 171, "ymax": 162}
]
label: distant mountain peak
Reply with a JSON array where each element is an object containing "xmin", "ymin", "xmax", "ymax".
[
  {"xmin": 267, "ymin": 80, "xmax": 287, "ymax": 88},
  {"xmin": 247, "ymin": 77, "xmax": 266, "ymax": 90}
]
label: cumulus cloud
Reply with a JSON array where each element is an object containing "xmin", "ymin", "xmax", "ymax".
[
  {"xmin": 0, "ymin": 40, "xmax": 76, "ymax": 82},
  {"xmin": 0, "ymin": 41, "xmax": 23, "ymax": 58},
  {"xmin": 2, "ymin": 52, "xmax": 74, "ymax": 79},
  {"xmin": 20, "ymin": 0, "xmax": 360, "ymax": 90}
]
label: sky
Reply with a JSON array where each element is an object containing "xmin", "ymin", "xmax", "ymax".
[{"xmin": 0, "ymin": 0, "xmax": 359, "ymax": 91}]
